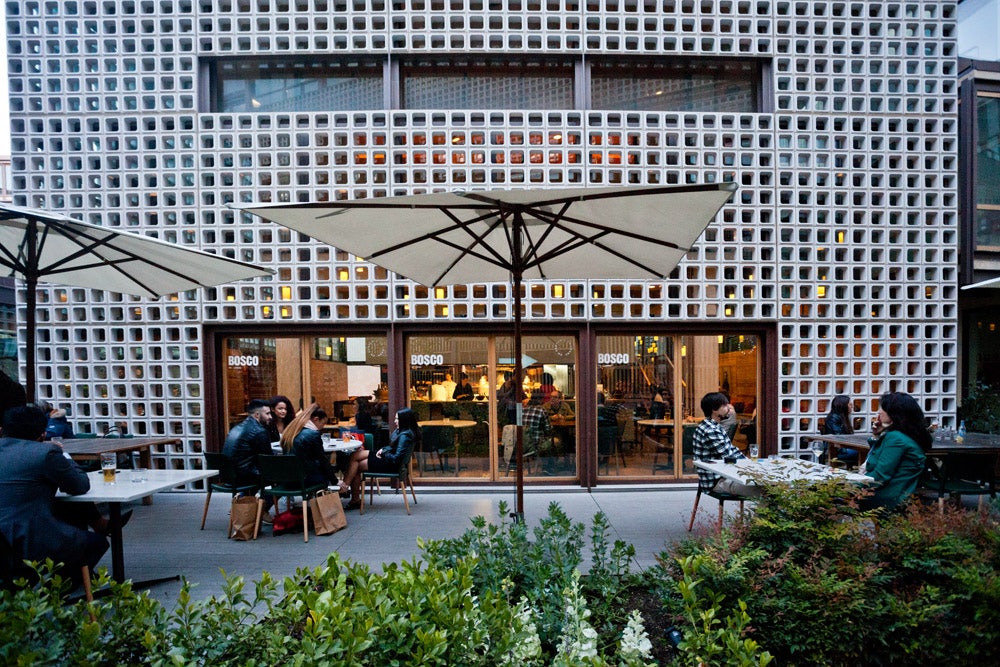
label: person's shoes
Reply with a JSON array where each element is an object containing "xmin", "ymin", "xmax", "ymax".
[
  {"xmin": 259, "ymin": 511, "xmax": 273, "ymax": 525},
  {"xmin": 345, "ymin": 500, "xmax": 362, "ymax": 511}
]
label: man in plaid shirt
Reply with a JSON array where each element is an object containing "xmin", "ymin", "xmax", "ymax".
[
  {"xmin": 522, "ymin": 393, "xmax": 553, "ymax": 473},
  {"xmin": 693, "ymin": 392, "xmax": 759, "ymax": 496}
]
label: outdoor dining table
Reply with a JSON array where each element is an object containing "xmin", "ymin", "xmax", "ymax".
[
  {"xmin": 57, "ymin": 468, "xmax": 216, "ymax": 584},
  {"xmin": 804, "ymin": 431, "xmax": 1000, "ymax": 464},
  {"xmin": 60, "ymin": 436, "xmax": 182, "ymax": 505},
  {"xmin": 694, "ymin": 456, "xmax": 873, "ymax": 487}
]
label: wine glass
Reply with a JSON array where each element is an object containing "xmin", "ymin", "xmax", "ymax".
[{"xmin": 811, "ymin": 440, "xmax": 826, "ymax": 464}]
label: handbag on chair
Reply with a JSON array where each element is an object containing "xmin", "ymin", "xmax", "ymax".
[{"xmin": 309, "ymin": 489, "xmax": 348, "ymax": 535}]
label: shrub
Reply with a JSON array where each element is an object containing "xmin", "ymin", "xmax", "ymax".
[{"xmin": 660, "ymin": 483, "xmax": 1000, "ymax": 666}]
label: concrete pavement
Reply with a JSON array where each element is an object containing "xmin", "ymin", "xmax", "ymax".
[{"xmin": 99, "ymin": 483, "xmax": 716, "ymax": 606}]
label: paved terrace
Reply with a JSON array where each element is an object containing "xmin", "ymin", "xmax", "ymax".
[{"xmin": 100, "ymin": 484, "xmax": 708, "ymax": 606}]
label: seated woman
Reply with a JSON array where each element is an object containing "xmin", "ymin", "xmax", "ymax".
[
  {"xmin": 821, "ymin": 394, "xmax": 858, "ymax": 465},
  {"xmin": 861, "ymin": 392, "xmax": 930, "ymax": 511},
  {"xmin": 344, "ymin": 408, "xmax": 420, "ymax": 510},
  {"xmin": 266, "ymin": 395, "xmax": 295, "ymax": 444},
  {"xmin": 280, "ymin": 404, "xmax": 348, "ymax": 493}
]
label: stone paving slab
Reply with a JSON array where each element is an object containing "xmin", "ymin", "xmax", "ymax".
[{"xmin": 97, "ymin": 484, "xmax": 721, "ymax": 605}]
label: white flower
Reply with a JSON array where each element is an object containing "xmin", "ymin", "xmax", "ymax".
[{"xmin": 618, "ymin": 610, "xmax": 654, "ymax": 667}]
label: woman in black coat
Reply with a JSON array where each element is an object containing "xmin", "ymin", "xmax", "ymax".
[{"xmin": 345, "ymin": 408, "xmax": 420, "ymax": 510}]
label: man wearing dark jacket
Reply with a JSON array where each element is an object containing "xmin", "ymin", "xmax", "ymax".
[
  {"xmin": 0, "ymin": 404, "xmax": 108, "ymax": 585},
  {"xmin": 222, "ymin": 399, "xmax": 274, "ymax": 520}
]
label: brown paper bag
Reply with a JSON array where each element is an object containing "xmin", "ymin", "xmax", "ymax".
[
  {"xmin": 309, "ymin": 489, "xmax": 347, "ymax": 535},
  {"xmin": 230, "ymin": 496, "xmax": 262, "ymax": 541}
]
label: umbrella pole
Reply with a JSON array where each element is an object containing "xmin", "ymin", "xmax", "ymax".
[
  {"xmin": 513, "ymin": 210, "xmax": 526, "ymax": 522},
  {"xmin": 23, "ymin": 220, "xmax": 39, "ymax": 402},
  {"xmin": 513, "ymin": 269, "xmax": 524, "ymax": 521},
  {"xmin": 24, "ymin": 275, "xmax": 37, "ymax": 402}
]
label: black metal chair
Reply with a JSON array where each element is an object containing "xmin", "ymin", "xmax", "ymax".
[
  {"xmin": 360, "ymin": 442, "xmax": 417, "ymax": 515},
  {"xmin": 920, "ymin": 451, "xmax": 998, "ymax": 512},
  {"xmin": 257, "ymin": 455, "xmax": 327, "ymax": 542},
  {"xmin": 2, "ymin": 533, "xmax": 93, "ymax": 603},
  {"xmin": 201, "ymin": 452, "xmax": 260, "ymax": 531}
]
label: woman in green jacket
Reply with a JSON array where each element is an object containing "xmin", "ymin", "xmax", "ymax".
[{"xmin": 862, "ymin": 392, "xmax": 931, "ymax": 511}]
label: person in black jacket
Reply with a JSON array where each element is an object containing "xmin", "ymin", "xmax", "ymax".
[
  {"xmin": 346, "ymin": 408, "xmax": 420, "ymax": 510},
  {"xmin": 0, "ymin": 404, "xmax": 108, "ymax": 585},
  {"xmin": 821, "ymin": 394, "xmax": 858, "ymax": 464},
  {"xmin": 222, "ymin": 399, "xmax": 274, "ymax": 519}
]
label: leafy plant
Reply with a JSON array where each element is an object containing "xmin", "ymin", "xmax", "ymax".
[{"xmin": 960, "ymin": 382, "xmax": 1000, "ymax": 434}]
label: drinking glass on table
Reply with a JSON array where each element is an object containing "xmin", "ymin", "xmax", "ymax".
[
  {"xmin": 811, "ymin": 440, "xmax": 826, "ymax": 464},
  {"xmin": 101, "ymin": 452, "xmax": 117, "ymax": 484},
  {"xmin": 748, "ymin": 444, "xmax": 759, "ymax": 461}
]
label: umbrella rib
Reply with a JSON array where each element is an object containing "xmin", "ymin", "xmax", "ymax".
[
  {"xmin": 366, "ymin": 207, "xmax": 515, "ymax": 284},
  {"xmin": 39, "ymin": 223, "xmax": 219, "ymax": 297}
]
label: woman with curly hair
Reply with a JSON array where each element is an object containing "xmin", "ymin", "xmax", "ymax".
[
  {"xmin": 265, "ymin": 395, "xmax": 295, "ymax": 443},
  {"xmin": 862, "ymin": 392, "xmax": 930, "ymax": 511}
]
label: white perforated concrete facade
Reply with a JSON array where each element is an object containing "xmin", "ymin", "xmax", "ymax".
[{"xmin": 5, "ymin": 1, "xmax": 959, "ymax": 478}]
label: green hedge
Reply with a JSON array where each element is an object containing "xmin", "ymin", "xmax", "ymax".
[{"xmin": 4, "ymin": 489, "xmax": 998, "ymax": 665}]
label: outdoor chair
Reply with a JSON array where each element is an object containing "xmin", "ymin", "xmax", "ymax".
[
  {"xmin": 360, "ymin": 440, "xmax": 417, "ymax": 515},
  {"xmin": 687, "ymin": 482, "xmax": 746, "ymax": 531},
  {"xmin": 1, "ymin": 533, "xmax": 92, "ymax": 603},
  {"xmin": 200, "ymin": 452, "xmax": 260, "ymax": 531},
  {"xmin": 919, "ymin": 451, "xmax": 998, "ymax": 512},
  {"xmin": 257, "ymin": 455, "xmax": 327, "ymax": 542}
]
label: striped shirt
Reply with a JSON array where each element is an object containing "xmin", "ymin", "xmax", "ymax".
[{"xmin": 692, "ymin": 417, "xmax": 744, "ymax": 490}]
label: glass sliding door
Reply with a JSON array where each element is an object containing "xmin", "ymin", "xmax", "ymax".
[
  {"xmin": 596, "ymin": 333, "xmax": 759, "ymax": 479},
  {"xmin": 406, "ymin": 333, "xmax": 577, "ymax": 480}
]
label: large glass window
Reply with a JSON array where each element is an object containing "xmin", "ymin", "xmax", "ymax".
[
  {"xmin": 223, "ymin": 335, "xmax": 388, "ymax": 428},
  {"xmin": 975, "ymin": 93, "xmax": 1000, "ymax": 250},
  {"xmin": 210, "ymin": 59, "xmax": 383, "ymax": 113},
  {"xmin": 400, "ymin": 58, "xmax": 575, "ymax": 110},
  {"xmin": 406, "ymin": 333, "xmax": 577, "ymax": 481},
  {"xmin": 590, "ymin": 59, "xmax": 763, "ymax": 112},
  {"xmin": 596, "ymin": 333, "xmax": 759, "ymax": 479}
]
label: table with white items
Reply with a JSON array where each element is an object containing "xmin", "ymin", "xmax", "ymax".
[
  {"xmin": 57, "ymin": 468, "xmax": 216, "ymax": 584},
  {"xmin": 694, "ymin": 457, "xmax": 872, "ymax": 488}
]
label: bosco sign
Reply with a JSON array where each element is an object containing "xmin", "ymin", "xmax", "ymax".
[
  {"xmin": 597, "ymin": 353, "xmax": 630, "ymax": 365},
  {"xmin": 228, "ymin": 355, "xmax": 260, "ymax": 367},
  {"xmin": 410, "ymin": 354, "xmax": 444, "ymax": 366}
]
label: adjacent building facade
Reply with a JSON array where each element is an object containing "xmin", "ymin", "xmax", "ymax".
[{"xmin": 5, "ymin": 1, "xmax": 959, "ymax": 487}]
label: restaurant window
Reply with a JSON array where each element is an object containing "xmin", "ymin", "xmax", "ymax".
[
  {"xmin": 596, "ymin": 333, "xmax": 759, "ymax": 479},
  {"xmin": 222, "ymin": 335, "xmax": 389, "ymax": 429},
  {"xmin": 400, "ymin": 57, "xmax": 575, "ymax": 110},
  {"xmin": 590, "ymin": 59, "xmax": 764, "ymax": 113},
  {"xmin": 975, "ymin": 92, "xmax": 1000, "ymax": 252}
]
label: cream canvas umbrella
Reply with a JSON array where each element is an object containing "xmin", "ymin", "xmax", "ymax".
[
  {"xmin": 0, "ymin": 203, "xmax": 273, "ymax": 400},
  {"xmin": 240, "ymin": 182, "xmax": 736, "ymax": 517}
]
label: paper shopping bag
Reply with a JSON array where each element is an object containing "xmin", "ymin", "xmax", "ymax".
[
  {"xmin": 229, "ymin": 496, "xmax": 262, "ymax": 541},
  {"xmin": 309, "ymin": 489, "xmax": 348, "ymax": 535}
]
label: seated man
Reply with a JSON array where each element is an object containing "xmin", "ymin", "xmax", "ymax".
[
  {"xmin": 692, "ymin": 392, "xmax": 760, "ymax": 498},
  {"xmin": 222, "ymin": 399, "xmax": 275, "ymax": 521},
  {"xmin": 522, "ymin": 393, "xmax": 554, "ymax": 474},
  {"xmin": 0, "ymin": 404, "xmax": 109, "ymax": 585},
  {"xmin": 546, "ymin": 390, "xmax": 575, "ymax": 421}
]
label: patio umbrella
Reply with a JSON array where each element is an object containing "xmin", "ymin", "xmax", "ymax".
[
  {"xmin": 0, "ymin": 203, "xmax": 273, "ymax": 400},
  {"xmin": 240, "ymin": 182, "xmax": 737, "ymax": 516}
]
